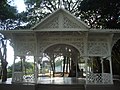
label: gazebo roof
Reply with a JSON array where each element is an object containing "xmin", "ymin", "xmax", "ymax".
[{"xmin": 31, "ymin": 8, "xmax": 90, "ymax": 31}]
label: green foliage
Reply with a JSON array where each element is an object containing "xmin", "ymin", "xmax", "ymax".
[
  {"xmin": 55, "ymin": 59, "xmax": 62, "ymax": 67},
  {"xmin": 0, "ymin": 0, "xmax": 16, "ymax": 21},
  {"xmin": 78, "ymin": 0, "xmax": 120, "ymax": 29},
  {"xmin": 7, "ymin": 61, "xmax": 34, "ymax": 78},
  {"xmin": 0, "ymin": 0, "xmax": 19, "ymax": 30},
  {"xmin": 7, "ymin": 67, "xmax": 12, "ymax": 78},
  {"xmin": 1, "ymin": 0, "xmax": 119, "ymax": 29},
  {"xmin": 0, "ymin": 0, "xmax": 30, "ymax": 30}
]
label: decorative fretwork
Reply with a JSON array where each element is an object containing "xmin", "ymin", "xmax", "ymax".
[
  {"xmin": 38, "ymin": 42, "xmax": 52, "ymax": 53},
  {"xmin": 102, "ymin": 73, "xmax": 111, "ymax": 84},
  {"xmin": 87, "ymin": 73, "xmax": 102, "ymax": 84},
  {"xmin": 38, "ymin": 34, "xmax": 84, "ymax": 55},
  {"xmin": 38, "ymin": 41, "xmax": 84, "ymax": 55},
  {"xmin": 15, "ymin": 42, "xmax": 36, "ymax": 55},
  {"xmin": 12, "ymin": 72, "xmax": 23, "ymax": 83},
  {"xmin": 23, "ymin": 75, "xmax": 35, "ymax": 83},
  {"xmin": 63, "ymin": 16, "xmax": 80, "ymax": 28},
  {"xmin": 88, "ymin": 41, "xmax": 108, "ymax": 56},
  {"xmin": 87, "ymin": 73, "xmax": 112, "ymax": 84},
  {"xmin": 41, "ymin": 16, "xmax": 59, "ymax": 29},
  {"xmin": 112, "ymin": 33, "xmax": 120, "ymax": 47},
  {"xmin": 71, "ymin": 42, "xmax": 84, "ymax": 54},
  {"xmin": 14, "ymin": 34, "xmax": 36, "ymax": 55}
]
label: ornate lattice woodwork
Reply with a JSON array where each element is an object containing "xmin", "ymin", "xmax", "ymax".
[
  {"xmin": 23, "ymin": 74, "xmax": 35, "ymax": 83},
  {"xmin": 112, "ymin": 33, "xmax": 120, "ymax": 47},
  {"xmin": 88, "ymin": 36, "xmax": 109, "ymax": 56},
  {"xmin": 63, "ymin": 16, "xmax": 80, "ymax": 28},
  {"xmin": 87, "ymin": 73, "xmax": 111, "ymax": 84},
  {"xmin": 37, "ymin": 32, "xmax": 85, "ymax": 55},
  {"xmin": 32, "ymin": 9, "xmax": 89, "ymax": 30},
  {"xmin": 41, "ymin": 16, "xmax": 59, "ymax": 29},
  {"xmin": 13, "ymin": 33, "xmax": 36, "ymax": 56},
  {"xmin": 88, "ymin": 41, "xmax": 108, "ymax": 56},
  {"xmin": 12, "ymin": 72, "xmax": 23, "ymax": 83},
  {"xmin": 13, "ymin": 32, "xmax": 111, "ymax": 57}
]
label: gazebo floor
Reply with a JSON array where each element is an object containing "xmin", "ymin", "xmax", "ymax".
[
  {"xmin": 0, "ymin": 77, "xmax": 86, "ymax": 85},
  {"xmin": 0, "ymin": 77, "xmax": 120, "ymax": 90},
  {"xmin": 37, "ymin": 77, "xmax": 86, "ymax": 84}
]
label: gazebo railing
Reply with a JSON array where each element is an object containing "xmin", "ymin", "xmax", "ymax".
[
  {"xmin": 87, "ymin": 73, "xmax": 112, "ymax": 84},
  {"xmin": 12, "ymin": 72, "xmax": 35, "ymax": 83},
  {"xmin": 12, "ymin": 72, "xmax": 23, "ymax": 83},
  {"xmin": 23, "ymin": 74, "xmax": 35, "ymax": 83}
]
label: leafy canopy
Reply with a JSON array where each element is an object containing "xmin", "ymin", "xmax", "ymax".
[{"xmin": 78, "ymin": 0, "xmax": 120, "ymax": 28}]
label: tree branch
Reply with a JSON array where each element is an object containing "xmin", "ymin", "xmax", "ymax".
[
  {"xmin": 48, "ymin": 0, "xmax": 57, "ymax": 11},
  {"xmin": 44, "ymin": 3, "xmax": 53, "ymax": 13},
  {"xmin": 70, "ymin": 0, "xmax": 79, "ymax": 12}
]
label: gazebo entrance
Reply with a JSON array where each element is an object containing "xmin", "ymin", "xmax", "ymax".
[{"xmin": 39, "ymin": 44, "xmax": 84, "ymax": 78}]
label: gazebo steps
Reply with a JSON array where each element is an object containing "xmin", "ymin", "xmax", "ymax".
[
  {"xmin": 85, "ymin": 85, "xmax": 120, "ymax": 90},
  {"xmin": 36, "ymin": 84, "xmax": 85, "ymax": 90},
  {"xmin": 0, "ymin": 83, "xmax": 120, "ymax": 90},
  {"xmin": 0, "ymin": 84, "xmax": 35, "ymax": 90}
]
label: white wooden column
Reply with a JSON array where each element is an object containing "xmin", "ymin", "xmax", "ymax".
[
  {"xmin": 34, "ymin": 32, "xmax": 38, "ymax": 83},
  {"xmin": 34, "ymin": 56, "xmax": 39, "ymax": 83},
  {"xmin": 108, "ymin": 34, "xmax": 113, "ymax": 84},
  {"xmin": 84, "ymin": 32, "xmax": 88, "ymax": 84},
  {"xmin": 12, "ymin": 56, "xmax": 23, "ymax": 83},
  {"xmin": 12, "ymin": 55, "xmax": 16, "ymax": 82},
  {"xmin": 84, "ymin": 57, "xmax": 88, "ymax": 84},
  {"xmin": 75, "ymin": 56, "xmax": 78, "ymax": 78},
  {"xmin": 108, "ymin": 57, "xmax": 113, "ymax": 84},
  {"xmin": 100, "ymin": 57, "xmax": 104, "ymax": 83}
]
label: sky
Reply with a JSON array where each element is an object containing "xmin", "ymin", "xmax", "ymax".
[
  {"xmin": 15, "ymin": 0, "xmax": 26, "ymax": 13},
  {"xmin": 10, "ymin": 0, "xmax": 26, "ymax": 13},
  {"xmin": 7, "ymin": 41, "xmax": 14, "ymax": 66}
]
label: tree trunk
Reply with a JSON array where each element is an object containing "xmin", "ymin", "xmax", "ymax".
[
  {"xmin": 0, "ymin": 49, "xmax": 8, "ymax": 82},
  {"xmin": 62, "ymin": 56, "xmax": 66, "ymax": 77},
  {"xmin": 0, "ymin": 38, "xmax": 8, "ymax": 82}
]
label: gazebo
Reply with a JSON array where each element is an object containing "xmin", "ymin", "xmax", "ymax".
[{"xmin": 0, "ymin": 8, "xmax": 120, "ymax": 84}]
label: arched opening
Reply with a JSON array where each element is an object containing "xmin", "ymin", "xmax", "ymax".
[{"xmin": 38, "ymin": 44, "xmax": 85, "ymax": 78}]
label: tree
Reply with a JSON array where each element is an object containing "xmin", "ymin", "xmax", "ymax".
[
  {"xmin": 0, "ymin": 0, "xmax": 19, "ymax": 82},
  {"xmin": 0, "ymin": 0, "xmax": 29, "ymax": 30},
  {"xmin": 0, "ymin": 34, "xmax": 7, "ymax": 82},
  {"xmin": 78, "ymin": 0, "xmax": 120, "ymax": 29},
  {"xmin": 7, "ymin": 61, "xmax": 34, "ymax": 78},
  {"xmin": 21, "ymin": 0, "xmax": 82, "ymax": 28},
  {"xmin": 0, "ymin": 0, "xmax": 18, "ymax": 30}
]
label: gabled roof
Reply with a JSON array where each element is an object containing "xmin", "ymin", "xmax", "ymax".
[{"xmin": 31, "ymin": 8, "xmax": 90, "ymax": 31}]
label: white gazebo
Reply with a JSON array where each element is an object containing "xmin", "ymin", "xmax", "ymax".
[{"xmin": 0, "ymin": 8, "xmax": 120, "ymax": 84}]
